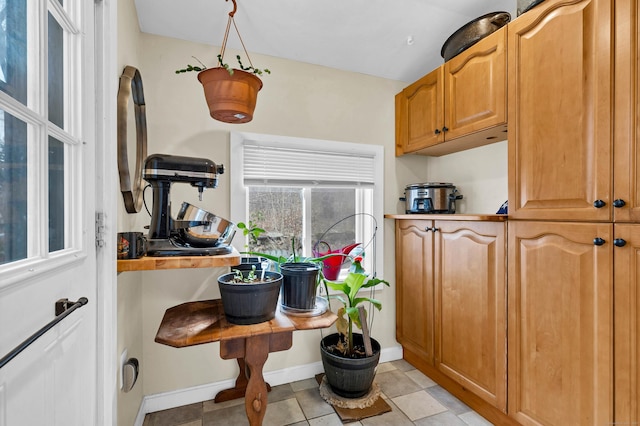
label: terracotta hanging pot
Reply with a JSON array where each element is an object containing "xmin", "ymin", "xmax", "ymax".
[{"xmin": 197, "ymin": 67, "xmax": 263, "ymax": 124}]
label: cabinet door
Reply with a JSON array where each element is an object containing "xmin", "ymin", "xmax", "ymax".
[
  {"xmin": 613, "ymin": 0, "xmax": 640, "ymax": 222},
  {"xmin": 613, "ymin": 223, "xmax": 640, "ymax": 422},
  {"xmin": 444, "ymin": 27, "xmax": 506, "ymax": 141},
  {"xmin": 508, "ymin": 221, "xmax": 613, "ymax": 426},
  {"xmin": 507, "ymin": 0, "xmax": 613, "ymax": 221},
  {"xmin": 434, "ymin": 221, "xmax": 507, "ymax": 411},
  {"xmin": 395, "ymin": 220, "xmax": 434, "ymax": 364},
  {"xmin": 395, "ymin": 67, "xmax": 444, "ymax": 155}
]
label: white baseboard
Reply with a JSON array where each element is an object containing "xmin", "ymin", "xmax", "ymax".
[{"xmin": 134, "ymin": 345, "xmax": 403, "ymax": 426}]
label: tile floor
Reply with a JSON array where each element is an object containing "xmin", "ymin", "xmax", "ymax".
[{"xmin": 142, "ymin": 359, "xmax": 494, "ymax": 426}]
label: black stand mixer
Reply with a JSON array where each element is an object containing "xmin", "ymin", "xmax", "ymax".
[{"xmin": 143, "ymin": 154, "xmax": 235, "ymax": 256}]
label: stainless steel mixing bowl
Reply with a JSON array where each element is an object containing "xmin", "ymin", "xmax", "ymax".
[{"xmin": 174, "ymin": 202, "xmax": 236, "ymax": 248}]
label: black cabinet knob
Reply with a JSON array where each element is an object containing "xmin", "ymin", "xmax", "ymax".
[
  {"xmin": 434, "ymin": 129, "xmax": 441, "ymax": 135},
  {"xmin": 593, "ymin": 200, "xmax": 606, "ymax": 208},
  {"xmin": 614, "ymin": 238, "xmax": 627, "ymax": 247},
  {"xmin": 442, "ymin": 126, "xmax": 449, "ymax": 132},
  {"xmin": 613, "ymin": 199, "xmax": 626, "ymax": 208},
  {"xmin": 593, "ymin": 237, "xmax": 605, "ymax": 246}
]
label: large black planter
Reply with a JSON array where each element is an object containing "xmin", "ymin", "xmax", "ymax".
[
  {"xmin": 217, "ymin": 270, "xmax": 282, "ymax": 325},
  {"xmin": 280, "ymin": 262, "xmax": 320, "ymax": 311},
  {"xmin": 320, "ymin": 333, "xmax": 381, "ymax": 398}
]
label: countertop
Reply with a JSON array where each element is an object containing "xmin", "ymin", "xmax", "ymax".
[{"xmin": 385, "ymin": 213, "xmax": 507, "ymax": 221}]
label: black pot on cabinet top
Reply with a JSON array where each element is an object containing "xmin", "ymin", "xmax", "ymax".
[{"xmin": 441, "ymin": 11, "xmax": 511, "ymax": 61}]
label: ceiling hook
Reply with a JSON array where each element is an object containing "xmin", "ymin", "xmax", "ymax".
[{"xmin": 226, "ymin": 0, "xmax": 237, "ymax": 17}]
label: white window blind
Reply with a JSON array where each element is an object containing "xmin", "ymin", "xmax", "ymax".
[{"xmin": 243, "ymin": 142, "xmax": 376, "ymax": 187}]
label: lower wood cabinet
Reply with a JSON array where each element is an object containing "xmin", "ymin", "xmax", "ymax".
[
  {"xmin": 507, "ymin": 221, "xmax": 613, "ymax": 426},
  {"xmin": 613, "ymin": 224, "xmax": 640, "ymax": 423},
  {"xmin": 395, "ymin": 219, "xmax": 507, "ymax": 412}
]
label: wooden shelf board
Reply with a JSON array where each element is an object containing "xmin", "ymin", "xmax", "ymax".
[{"xmin": 117, "ymin": 249, "xmax": 241, "ymax": 272}]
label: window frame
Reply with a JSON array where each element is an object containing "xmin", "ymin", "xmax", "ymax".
[
  {"xmin": 230, "ymin": 132, "xmax": 385, "ymax": 280},
  {"xmin": 0, "ymin": 0, "xmax": 87, "ymax": 287}
]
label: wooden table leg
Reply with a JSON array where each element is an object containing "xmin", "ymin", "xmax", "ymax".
[
  {"xmin": 214, "ymin": 358, "xmax": 272, "ymax": 403},
  {"xmin": 244, "ymin": 334, "xmax": 270, "ymax": 426}
]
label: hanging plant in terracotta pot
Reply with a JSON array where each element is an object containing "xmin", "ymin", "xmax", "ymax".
[{"xmin": 175, "ymin": 0, "xmax": 270, "ymax": 124}]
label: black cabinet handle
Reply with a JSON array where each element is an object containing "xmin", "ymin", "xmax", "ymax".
[
  {"xmin": 593, "ymin": 200, "xmax": 606, "ymax": 208},
  {"xmin": 614, "ymin": 238, "xmax": 627, "ymax": 247},
  {"xmin": 613, "ymin": 199, "xmax": 626, "ymax": 208},
  {"xmin": 432, "ymin": 227, "xmax": 439, "ymax": 232},
  {"xmin": 434, "ymin": 129, "xmax": 441, "ymax": 135},
  {"xmin": 442, "ymin": 126, "xmax": 449, "ymax": 132},
  {"xmin": 593, "ymin": 237, "xmax": 605, "ymax": 246},
  {"xmin": 425, "ymin": 227, "xmax": 431, "ymax": 232}
]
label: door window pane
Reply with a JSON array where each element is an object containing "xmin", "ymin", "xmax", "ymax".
[
  {"xmin": 48, "ymin": 12, "xmax": 64, "ymax": 128},
  {"xmin": 48, "ymin": 136, "xmax": 64, "ymax": 252},
  {"xmin": 0, "ymin": 0, "xmax": 27, "ymax": 105},
  {"xmin": 0, "ymin": 109, "xmax": 28, "ymax": 264}
]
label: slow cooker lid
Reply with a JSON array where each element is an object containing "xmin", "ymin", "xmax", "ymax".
[{"xmin": 405, "ymin": 182, "xmax": 455, "ymax": 189}]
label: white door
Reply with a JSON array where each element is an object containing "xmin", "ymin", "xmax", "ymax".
[{"xmin": 0, "ymin": 0, "xmax": 103, "ymax": 424}]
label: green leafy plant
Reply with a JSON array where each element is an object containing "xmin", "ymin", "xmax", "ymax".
[
  {"xmin": 227, "ymin": 265, "xmax": 273, "ymax": 284},
  {"xmin": 236, "ymin": 221, "xmax": 265, "ymax": 250},
  {"xmin": 246, "ymin": 237, "xmax": 343, "ymax": 270},
  {"xmin": 323, "ymin": 257, "xmax": 389, "ymax": 357},
  {"xmin": 175, "ymin": 55, "xmax": 271, "ymax": 76},
  {"xmin": 245, "ymin": 237, "xmax": 347, "ymax": 296}
]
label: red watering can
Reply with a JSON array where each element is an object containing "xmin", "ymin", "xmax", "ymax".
[{"xmin": 312, "ymin": 242, "xmax": 361, "ymax": 280}]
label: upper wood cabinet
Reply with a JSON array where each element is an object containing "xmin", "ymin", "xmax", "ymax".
[
  {"xmin": 396, "ymin": 27, "xmax": 507, "ymax": 157},
  {"xmin": 507, "ymin": 0, "xmax": 613, "ymax": 221},
  {"xmin": 613, "ymin": 0, "xmax": 640, "ymax": 222}
]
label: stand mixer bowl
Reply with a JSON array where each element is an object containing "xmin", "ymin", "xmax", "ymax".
[{"xmin": 175, "ymin": 202, "xmax": 236, "ymax": 248}]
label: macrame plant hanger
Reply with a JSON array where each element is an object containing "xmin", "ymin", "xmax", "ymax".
[{"xmin": 218, "ymin": 0, "xmax": 256, "ymax": 73}]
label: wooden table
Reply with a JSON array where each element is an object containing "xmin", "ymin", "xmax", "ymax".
[{"xmin": 155, "ymin": 299, "xmax": 337, "ymax": 426}]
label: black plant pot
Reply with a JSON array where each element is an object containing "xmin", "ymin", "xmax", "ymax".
[
  {"xmin": 234, "ymin": 256, "xmax": 268, "ymax": 272},
  {"xmin": 280, "ymin": 262, "xmax": 320, "ymax": 311},
  {"xmin": 217, "ymin": 270, "xmax": 282, "ymax": 325},
  {"xmin": 320, "ymin": 333, "xmax": 381, "ymax": 398}
]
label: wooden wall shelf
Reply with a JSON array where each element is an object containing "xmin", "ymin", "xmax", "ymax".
[{"xmin": 117, "ymin": 249, "xmax": 241, "ymax": 272}]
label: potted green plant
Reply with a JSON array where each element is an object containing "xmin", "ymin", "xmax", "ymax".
[
  {"xmin": 217, "ymin": 265, "xmax": 283, "ymax": 325},
  {"xmin": 320, "ymin": 257, "xmax": 390, "ymax": 398},
  {"xmin": 176, "ymin": 55, "xmax": 270, "ymax": 124},
  {"xmin": 247, "ymin": 237, "xmax": 345, "ymax": 313},
  {"xmin": 234, "ymin": 220, "xmax": 267, "ymax": 272}
]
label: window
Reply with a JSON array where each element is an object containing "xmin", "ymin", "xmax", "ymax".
[
  {"xmin": 0, "ymin": 0, "xmax": 85, "ymax": 273},
  {"xmin": 230, "ymin": 132, "xmax": 384, "ymax": 279}
]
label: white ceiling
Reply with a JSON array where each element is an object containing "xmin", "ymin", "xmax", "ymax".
[{"xmin": 134, "ymin": 0, "xmax": 518, "ymax": 83}]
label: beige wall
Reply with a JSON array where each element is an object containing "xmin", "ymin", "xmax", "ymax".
[
  {"xmin": 117, "ymin": 1, "xmax": 508, "ymax": 417},
  {"xmin": 116, "ymin": 0, "xmax": 144, "ymax": 424}
]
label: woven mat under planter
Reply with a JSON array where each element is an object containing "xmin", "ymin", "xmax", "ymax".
[{"xmin": 315, "ymin": 374, "xmax": 392, "ymax": 422}]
